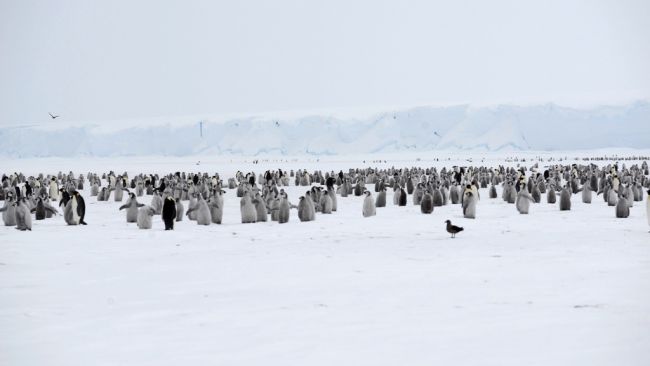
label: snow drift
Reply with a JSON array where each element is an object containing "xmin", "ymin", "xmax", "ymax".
[{"xmin": 1, "ymin": 101, "xmax": 649, "ymax": 157}]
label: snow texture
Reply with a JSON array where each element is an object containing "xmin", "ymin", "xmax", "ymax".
[
  {"xmin": 1, "ymin": 153, "xmax": 649, "ymax": 366},
  {"xmin": 1, "ymin": 101, "xmax": 649, "ymax": 157}
]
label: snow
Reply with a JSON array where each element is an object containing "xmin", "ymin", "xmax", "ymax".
[
  {"xmin": 1, "ymin": 153, "xmax": 649, "ymax": 366},
  {"xmin": 1, "ymin": 102, "xmax": 649, "ymax": 157}
]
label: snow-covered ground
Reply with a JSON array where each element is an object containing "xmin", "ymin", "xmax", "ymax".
[{"xmin": 1, "ymin": 153, "xmax": 649, "ymax": 366}]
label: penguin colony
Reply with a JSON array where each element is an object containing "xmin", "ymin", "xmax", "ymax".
[{"xmin": 1, "ymin": 159, "xmax": 649, "ymax": 235}]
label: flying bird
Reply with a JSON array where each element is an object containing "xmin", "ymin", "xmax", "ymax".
[
  {"xmin": 445, "ymin": 220, "xmax": 464, "ymax": 238},
  {"xmin": 49, "ymin": 113, "xmax": 59, "ymax": 119}
]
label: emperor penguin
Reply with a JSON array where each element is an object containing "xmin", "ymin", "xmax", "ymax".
[
  {"xmin": 581, "ymin": 184, "xmax": 592, "ymax": 204},
  {"xmin": 253, "ymin": 193, "xmax": 268, "ymax": 222},
  {"xmin": 547, "ymin": 185, "xmax": 557, "ymax": 204},
  {"xmin": 432, "ymin": 188, "xmax": 443, "ymax": 207},
  {"xmin": 297, "ymin": 196, "xmax": 315, "ymax": 222},
  {"xmin": 559, "ymin": 186, "xmax": 572, "ymax": 211},
  {"xmin": 615, "ymin": 192, "xmax": 630, "ymax": 218},
  {"xmin": 14, "ymin": 199, "xmax": 32, "ymax": 231},
  {"xmin": 175, "ymin": 198, "xmax": 185, "ymax": 222},
  {"xmin": 150, "ymin": 192, "xmax": 163, "ymax": 215},
  {"xmin": 607, "ymin": 186, "xmax": 618, "ymax": 206},
  {"xmin": 450, "ymin": 184, "xmax": 460, "ymax": 204},
  {"xmin": 420, "ymin": 192, "xmax": 434, "ymax": 214},
  {"xmin": 0, "ymin": 195, "xmax": 17, "ymax": 226},
  {"xmin": 362, "ymin": 191, "xmax": 376, "ymax": 217},
  {"xmin": 240, "ymin": 192, "xmax": 257, "ymax": 223},
  {"xmin": 162, "ymin": 196, "xmax": 177, "ymax": 230},
  {"xmin": 278, "ymin": 197, "xmax": 290, "ymax": 224},
  {"xmin": 119, "ymin": 193, "xmax": 144, "ymax": 223},
  {"xmin": 463, "ymin": 191, "xmax": 477, "ymax": 219},
  {"xmin": 208, "ymin": 195, "xmax": 223, "ymax": 224},
  {"xmin": 375, "ymin": 187, "xmax": 387, "ymax": 207},
  {"xmin": 516, "ymin": 184, "xmax": 534, "ymax": 214},
  {"xmin": 112, "ymin": 181, "xmax": 127, "ymax": 202},
  {"xmin": 531, "ymin": 183, "xmax": 541, "ymax": 203},
  {"xmin": 319, "ymin": 192, "xmax": 333, "ymax": 214},
  {"xmin": 488, "ymin": 184, "xmax": 497, "ymax": 199},
  {"xmin": 398, "ymin": 187, "xmax": 407, "ymax": 206},
  {"xmin": 49, "ymin": 178, "xmax": 59, "ymax": 201},
  {"xmin": 137, "ymin": 206, "xmax": 156, "ymax": 229},
  {"xmin": 32, "ymin": 197, "xmax": 58, "ymax": 220},
  {"xmin": 90, "ymin": 181, "xmax": 99, "ymax": 196},
  {"xmin": 64, "ymin": 191, "xmax": 87, "ymax": 225},
  {"xmin": 186, "ymin": 195, "xmax": 211, "ymax": 225},
  {"xmin": 393, "ymin": 186, "xmax": 401, "ymax": 205}
]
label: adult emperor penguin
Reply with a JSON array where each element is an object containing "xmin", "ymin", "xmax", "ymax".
[
  {"xmin": 64, "ymin": 191, "xmax": 87, "ymax": 225},
  {"xmin": 119, "ymin": 193, "xmax": 145, "ymax": 223},
  {"xmin": 14, "ymin": 198, "xmax": 32, "ymax": 231},
  {"xmin": 362, "ymin": 191, "xmax": 376, "ymax": 217},
  {"xmin": 137, "ymin": 206, "xmax": 156, "ymax": 229},
  {"xmin": 49, "ymin": 177, "xmax": 59, "ymax": 201},
  {"xmin": 162, "ymin": 196, "xmax": 177, "ymax": 230}
]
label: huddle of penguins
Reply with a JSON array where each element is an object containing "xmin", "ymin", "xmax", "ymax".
[{"xmin": 1, "ymin": 160, "xmax": 650, "ymax": 234}]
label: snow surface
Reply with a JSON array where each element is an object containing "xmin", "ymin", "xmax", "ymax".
[
  {"xmin": 1, "ymin": 153, "xmax": 650, "ymax": 366},
  {"xmin": 1, "ymin": 102, "xmax": 649, "ymax": 157}
]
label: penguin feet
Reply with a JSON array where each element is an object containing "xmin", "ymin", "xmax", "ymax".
[{"xmin": 80, "ymin": 221, "xmax": 87, "ymax": 225}]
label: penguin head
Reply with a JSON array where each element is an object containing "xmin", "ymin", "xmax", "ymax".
[{"xmin": 445, "ymin": 220, "xmax": 451, "ymax": 224}]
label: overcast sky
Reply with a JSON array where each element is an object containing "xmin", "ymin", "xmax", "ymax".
[{"xmin": 0, "ymin": 0, "xmax": 648, "ymax": 124}]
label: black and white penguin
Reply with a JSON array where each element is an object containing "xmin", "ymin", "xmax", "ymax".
[
  {"xmin": 119, "ymin": 193, "xmax": 144, "ymax": 223},
  {"xmin": 362, "ymin": 191, "xmax": 376, "ymax": 217},
  {"xmin": 162, "ymin": 196, "xmax": 177, "ymax": 230},
  {"xmin": 64, "ymin": 191, "xmax": 87, "ymax": 225},
  {"xmin": 137, "ymin": 205, "xmax": 156, "ymax": 229}
]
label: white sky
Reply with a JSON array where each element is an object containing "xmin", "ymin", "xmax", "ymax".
[{"xmin": 1, "ymin": 0, "xmax": 649, "ymax": 124}]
